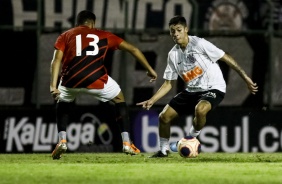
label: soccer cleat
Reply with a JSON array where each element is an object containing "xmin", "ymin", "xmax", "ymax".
[
  {"xmin": 123, "ymin": 142, "xmax": 140, "ymax": 155},
  {"xmin": 148, "ymin": 150, "xmax": 168, "ymax": 158},
  {"xmin": 51, "ymin": 139, "xmax": 67, "ymax": 160}
]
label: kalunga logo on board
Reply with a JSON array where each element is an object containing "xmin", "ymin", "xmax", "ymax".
[{"xmin": 2, "ymin": 113, "xmax": 114, "ymax": 153}]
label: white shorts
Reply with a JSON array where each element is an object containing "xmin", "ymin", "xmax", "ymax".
[{"xmin": 58, "ymin": 76, "xmax": 121, "ymax": 102}]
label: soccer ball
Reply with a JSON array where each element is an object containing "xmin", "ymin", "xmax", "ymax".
[{"xmin": 177, "ymin": 136, "xmax": 201, "ymax": 158}]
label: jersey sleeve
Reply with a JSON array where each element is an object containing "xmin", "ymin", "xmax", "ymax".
[
  {"xmin": 200, "ymin": 38, "xmax": 225, "ymax": 62},
  {"xmin": 107, "ymin": 33, "xmax": 124, "ymax": 50},
  {"xmin": 54, "ymin": 34, "xmax": 65, "ymax": 52},
  {"xmin": 163, "ymin": 53, "xmax": 178, "ymax": 80}
]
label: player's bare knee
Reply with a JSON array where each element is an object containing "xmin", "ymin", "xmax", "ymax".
[
  {"xmin": 194, "ymin": 106, "xmax": 205, "ymax": 116},
  {"xmin": 195, "ymin": 101, "xmax": 211, "ymax": 116},
  {"xmin": 159, "ymin": 113, "xmax": 171, "ymax": 124}
]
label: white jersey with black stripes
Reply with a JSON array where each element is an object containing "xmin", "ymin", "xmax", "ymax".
[{"xmin": 163, "ymin": 35, "xmax": 226, "ymax": 93}]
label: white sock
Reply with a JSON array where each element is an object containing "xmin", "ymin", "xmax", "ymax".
[
  {"xmin": 58, "ymin": 131, "xmax": 66, "ymax": 141},
  {"xmin": 189, "ymin": 126, "xmax": 201, "ymax": 137},
  {"xmin": 121, "ymin": 132, "xmax": 130, "ymax": 142},
  {"xmin": 160, "ymin": 137, "xmax": 169, "ymax": 155}
]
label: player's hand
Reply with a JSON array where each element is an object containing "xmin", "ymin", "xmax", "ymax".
[
  {"xmin": 136, "ymin": 100, "xmax": 154, "ymax": 110},
  {"xmin": 50, "ymin": 89, "xmax": 60, "ymax": 101},
  {"xmin": 245, "ymin": 77, "xmax": 258, "ymax": 95},
  {"xmin": 146, "ymin": 70, "xmax": 157, "ymax": 83}
]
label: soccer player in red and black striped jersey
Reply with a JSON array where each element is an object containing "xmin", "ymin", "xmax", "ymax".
[{"xmin": 50, "ymin": 10, "xmax": 157, "ymax": 159}]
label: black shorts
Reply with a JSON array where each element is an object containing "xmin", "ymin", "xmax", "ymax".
[{"xmin": 168, "ymin": 89, "xmax": 225, "ymax": 116}]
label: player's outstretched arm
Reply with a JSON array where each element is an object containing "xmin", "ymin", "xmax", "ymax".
[
  {"xmin": 219, "ymin": 53, "xmax": 258, "ymax": 95},
  {"xmin": 118, "ymin": 40, "xmax": 157, "ymax": 82},
  {"xmin": 136, "ymin": 80, "xmax": 174, "ymax": 110}
]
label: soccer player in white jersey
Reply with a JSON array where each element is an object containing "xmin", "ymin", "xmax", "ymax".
[{"xmin": 136, "ymin": 15, "xmax": 258, "ymax": 157}]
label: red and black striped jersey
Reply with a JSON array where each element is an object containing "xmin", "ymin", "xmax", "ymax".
[{"xmin": 54, "ymin": 25, "xmax": 123, "ymax": 89}]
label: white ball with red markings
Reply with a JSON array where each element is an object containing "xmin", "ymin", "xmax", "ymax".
[{"xmin": 177, "ymin": 136, "xmax": 201, "ymax": 158}]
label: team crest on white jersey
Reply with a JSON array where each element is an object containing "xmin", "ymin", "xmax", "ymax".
[{"xmin": 187, "ymin": 53, "xmax": 196, "ymax": 63}]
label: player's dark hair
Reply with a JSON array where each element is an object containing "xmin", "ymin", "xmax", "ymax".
[
  {"xmin": 76, "ymin": 10, "xmax": 96, "ymax": 26},
  {"xmin": 169, "ymin": 15, "xmax": 187, "ymax": 27}
]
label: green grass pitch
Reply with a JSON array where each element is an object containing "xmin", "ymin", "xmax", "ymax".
[{"xmin": 0, "ymin": 152, "xmax": 281, "ymax": 184}]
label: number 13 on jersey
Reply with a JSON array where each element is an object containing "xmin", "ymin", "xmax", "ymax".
[{"xmin": 76, "ymin": 34, "xmax": 99, "ymax": 56}]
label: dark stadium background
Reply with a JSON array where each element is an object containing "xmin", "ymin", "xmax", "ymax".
[{"xmin": 0, "ymin": 0, "xmax": 281, "ymax": 153}]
